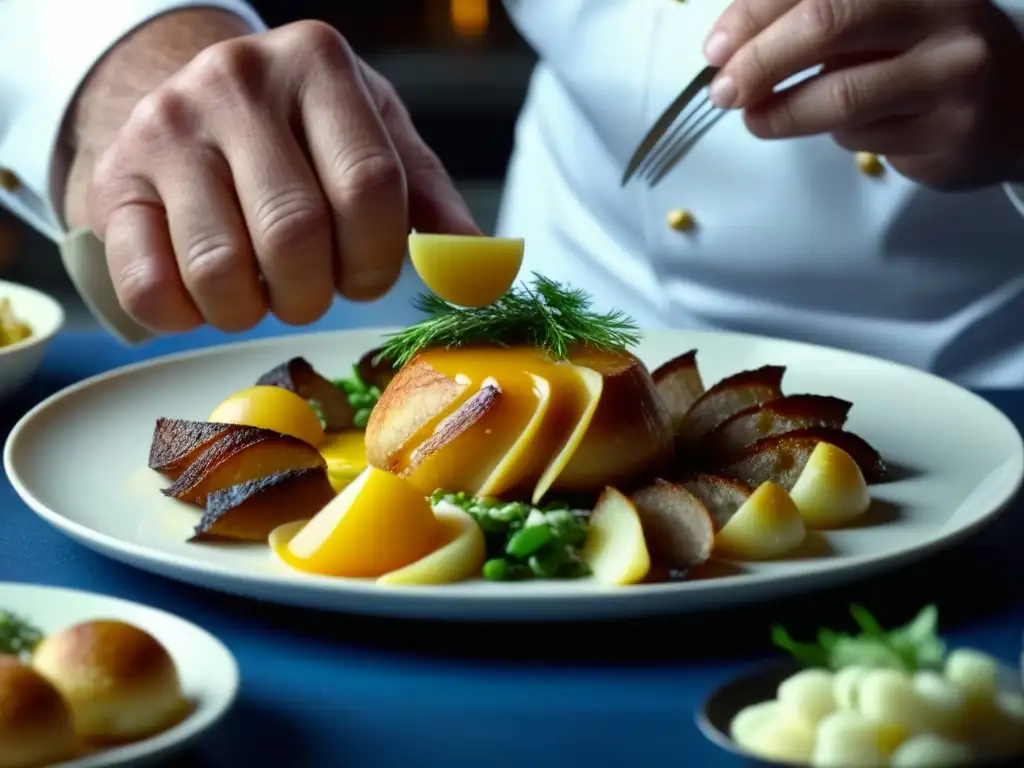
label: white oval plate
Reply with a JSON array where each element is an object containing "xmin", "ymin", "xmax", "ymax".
[
  {"xmin": 0, "ymin": 582, "xmax": 238, "ymax": 766},
  {"xmin": 5, "ymin": 329, "xmax": 1023, "ymax": 621}
]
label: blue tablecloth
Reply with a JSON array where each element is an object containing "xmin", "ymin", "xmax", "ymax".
[{"xmin": 2, "ymin": 310, "xmax": 1023, "ymax": 767}]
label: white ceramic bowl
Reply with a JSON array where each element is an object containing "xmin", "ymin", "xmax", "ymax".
[{"xmin": 0, "ymin": 279, "xmax": 64, "ymax": 400}]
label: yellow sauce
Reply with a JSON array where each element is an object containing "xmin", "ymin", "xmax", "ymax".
[{"xmin": 399, "ymin": 347, "xmax": 603, "ymax": 502}]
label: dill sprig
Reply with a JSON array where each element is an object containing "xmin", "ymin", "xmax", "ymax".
[{"xmin": 377, "ymin": 274, "xmax": 640, "ymax": 367}]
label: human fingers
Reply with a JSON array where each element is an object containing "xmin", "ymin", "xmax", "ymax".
[
  {"xmin": 179, "ymin": 39, "xmax": 337, "ymax": 325},
  {"xmin": 704, "ymin": 0, "xmax": 799, "ymax": 66},
  {"xmin": 154, "ymin": 148, "xmax": 268, "ymax": 332},
  {"xmin": 742, "ymin": 33, "xmax": 989, "ymax": 139},
  {"xmin": 709, "ymin": 0, "xmax": 937, "ymax": 109},
  {"xmin": 88, "ymin": 107, "xmax": 203, "ymax": 333},
  {"xmin": 831, "ymin": 106, "xmax": 976, "ymax": 157},
  {"xmin": 282, "ymin": 22, "xmax": 409, "ymax": 302}
]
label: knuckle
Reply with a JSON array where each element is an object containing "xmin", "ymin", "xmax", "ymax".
[
  {"xmin": 185, "ymin": 40, "xmax": 264, "ymax": 97},
  {"xmin": 183, "ymin": 235, "xmax": 246, "ymax": 292},
  {"xmin": 332, "ymin": 148, "xmax": 405, "ymax": 207},
  {"xmin": 128, "ymin": 89, "xmax": 195, "ymax": 146},
  {"xmin": 952, "ymin": 33, "xmax": 991, "ymax": 82},
  {"xmin": 284, "ymin": 20, "xmax": 354, "ymax": 68},
  {"xmin": 803, "ymin": 0, "xmax": 849, "ymax": 38},
  {"xmin": 253, "ymin": 187, "xmax": 329, "ymax": 253},
  {"xmin": 828, "ymin": 74, "xmax": 863, "ymax": 122},
  {"xmin": 114, "ymin": 259, "xmax": 168, "ymax": 321}
]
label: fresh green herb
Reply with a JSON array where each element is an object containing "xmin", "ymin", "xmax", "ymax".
[
  {"xmin": 772, "ymin": 604, "xmax": 945, "ymax": 673},
  {"xmin": 432, "ymin": 489, "xmax": 590, "ymax": 581},
  {"xmin": 0, "ymin": 611, "xmax": 43, "ymax": 659},
  {"xmin": 322, "ymin": 366, "xmax": 384, "ymax": 430},
  {"xmin": 376, "ymin": 274, "xmax": 641, "ymax": 368}
]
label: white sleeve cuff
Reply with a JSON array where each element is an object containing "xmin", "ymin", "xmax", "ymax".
[{"xmin": 0, "ymin": 0, "xmax": 267, "ymax": 242}]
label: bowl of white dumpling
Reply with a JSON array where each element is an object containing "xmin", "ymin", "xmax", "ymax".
[{"xmin": 698, "ymin": 607, "xmax": 1024, "ymax": 766}]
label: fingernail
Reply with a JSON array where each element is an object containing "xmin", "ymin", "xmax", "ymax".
[
  {"xmin": 704, "ymin": 31, "xmax": 732, "ymax": 66},
  {"xmin": 709, "ymin": 74, "xmax": 738, "ymax": 109}
]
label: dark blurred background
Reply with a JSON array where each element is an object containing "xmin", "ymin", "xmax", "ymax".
[{"xmin": 0, "ymin": 0, "xmax": 534, "ymax": 329}]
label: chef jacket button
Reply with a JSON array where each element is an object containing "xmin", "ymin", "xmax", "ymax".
[
  {"xmin": 667, "ymin": 208, "xmax": 696, "ymax": 232},
  {"xmin": 856, "ymin": 152, "xmax": 885, "ymax": 177},
  {"xmin": 0, "ymin": 168, "xmax": 20, "ymax": 192}
]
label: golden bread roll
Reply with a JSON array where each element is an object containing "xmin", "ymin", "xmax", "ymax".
[
  {"xmin": 0, "ymin": 662, "xmax": 78, "ymax": 767},
  {"xmin": 32, "ymin": 620, "xmax": 188, "ymax": 742}
]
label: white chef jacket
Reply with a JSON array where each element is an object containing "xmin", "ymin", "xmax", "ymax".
[{"xmin": 498, "ymin": 0, "xmax": 1024, "ymax": 387}]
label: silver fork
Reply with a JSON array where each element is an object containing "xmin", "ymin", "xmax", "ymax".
[{"xmin": 622, "ymin": 65, "xmax": 725, "ymax": 188}]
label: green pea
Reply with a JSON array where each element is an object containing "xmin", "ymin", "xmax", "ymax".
[
  {"xmin": 368, "ymin": 386, "xmax": 382, "ymax": 398},
  {"xmin": 483, "ymin": 558, "xmax": 509, "ymax": 581},
  {"xmin": 506, "ymin": 524, "xmax": 553, "ymax": 559},
  {"xmin": 528, "ymin": 547, "xmax": 565, "ymax": 579},
  {"xmin": 350, "ymin": 391, "xmax": 376, "ymax": 409}
]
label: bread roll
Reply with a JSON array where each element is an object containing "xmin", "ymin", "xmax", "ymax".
[
  {"xmin": 0, "ymin": 662, "xmax": 78, "ymax": 767},
  {"xmin": 32, "ymin": 620, "xmax": 188, "ymax": 742}
]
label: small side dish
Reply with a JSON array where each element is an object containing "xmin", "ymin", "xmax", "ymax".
[
  {"xmin": 0, "ymin": 296, "xmax": 31, "ymax": 348},
  {"xmin": 143, "ymin": 233, "xmax": 895, "ymax": 589},
  {"xmin": 729, "ymin": 606, "xmax": 1024, "ymax": 766},
  {"xmin": 0, "ymin": 610, "xmax": 188, "ymax": 767}
]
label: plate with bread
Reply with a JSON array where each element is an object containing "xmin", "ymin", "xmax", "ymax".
[
  {"xmin": 0, "ymin": 582, "xmax": 238, "ymax": 767},
  {"xmin": 5, "ymin": 235, "xmax": 1023, "ymax": 621}
]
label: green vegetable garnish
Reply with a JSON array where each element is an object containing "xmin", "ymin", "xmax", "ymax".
[
  {"xmin": 432, "ymin": 489, "xmax": 590, "ymax": 581},
  {"xmin": 320, "ymin": 366, "xmax": 383, "ymax": 430},
  {"xmin": 377, "ymin": 274, "xmax": 641, "ymax": 368},
  {"xmin": 772, "ymin": 604, "xmax": 946, "ymax": 673},
  {"xmin": 0, "ymin": 611, "xmax": 43, "ymax": 660}
]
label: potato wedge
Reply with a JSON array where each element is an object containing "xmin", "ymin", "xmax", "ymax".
[
  {"xmin": 715, "ymin": 427, "xmax": 888, "ymax": 490},
  {"xmin": 700, "ymin": 394, "xmax": 852, "ymax": 458},
  {"xmin": 148, "ymin": 418, "xmax": 239, "ymax": 480},
  {"xmin": 631, "ymin": 480, "xmax": 715, "ymax": 571},
  {"xmin": 192, "ymin": 466, "xmax": 335, "ymax": 543},
  {"xmin": 651, "ymin": 349, "xmax": 704, "ymax": 430},
  {"xmin": 676, "ymin": 365, "xmax": 786, "ymax": 450},
  {"xmin": 163, "ymin": 426, "xmax": 326, "ymax": 506},
  {"xmin": 582, "ymin": 487, "xmax": 650, "ymax": 585}
]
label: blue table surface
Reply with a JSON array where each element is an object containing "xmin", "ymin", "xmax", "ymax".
[{"xmin": 2, "ymin": 306, "xmax": 1023, "ymax": 767}]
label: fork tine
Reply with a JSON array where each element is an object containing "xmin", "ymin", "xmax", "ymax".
[
  {"xmin": 645, "ymin": 101, "xmax": 725, "ymax": 187},
  {"xmin": 636, "ymin": 92, "xmax": 711, "ymax": 180},
  {"xmin": 621, "ymin": 65, "xmax": 720, "ymax": 187}
]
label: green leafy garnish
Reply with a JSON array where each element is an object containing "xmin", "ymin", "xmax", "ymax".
[
  {"xmin": 772, "ymin": 604, "xmax": 946, "ymax": 673},
  {"xmin": 376, "ymin": 274, "xmax": 641, "ymax": 368},
  {"xmin": 431, "ymin": 490, "xmax": 590, "ymax": 581},
  {"xmin": 309, "ymin": 366, "xmax": 383, "ymax": 431},
  {"xmin": 0, "ymin": 611, "xmax": 43, "ymax": 659}
]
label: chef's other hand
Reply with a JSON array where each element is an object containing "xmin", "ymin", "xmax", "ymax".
[
  {"xmin": 704, "ymin": 0, "xmax": 1024, "ymax": 189},
  {"xmin": 88, "ymin": 21, "xmax": 478, "ymax": 333}
]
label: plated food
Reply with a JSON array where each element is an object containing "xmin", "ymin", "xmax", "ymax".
[
  {"xmin": 0, "ymin": 296, "xmax": 31, "ymax": 348},
  {"xmin": 0, "ymin": 610, "xmax": 188, "ymax": 767},
  {"xmin": 721, "ymin": 606, "xmax": 1024, "ymax": 766},
  {"xmin": 143, "ymin": 234, "xmax": 893, "ymax": 589}
]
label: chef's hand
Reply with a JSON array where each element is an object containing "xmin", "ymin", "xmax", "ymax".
[
  {"xmin": 88, "ymin": 21, "xmax": 477, "ymax": 333},
  {"xmin": 704, "ymin": 0, "xmax": 1024, "ymax": 189}
]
